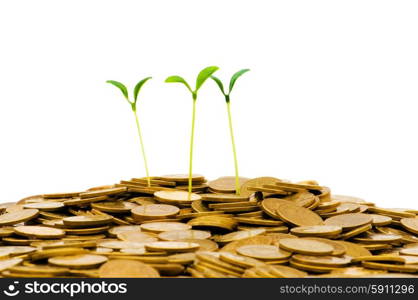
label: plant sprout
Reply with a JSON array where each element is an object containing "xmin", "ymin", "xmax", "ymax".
[
  {"xmin": 165, "ymin": 66, "xmax": 219, "ymax": 194},
  {"xmin": 211, "ymin": 69, "xmax": 250, "ymax": 195},
  {"xmin": 106, "ymin": 77, "xmax": 152, "ymax": 186}
]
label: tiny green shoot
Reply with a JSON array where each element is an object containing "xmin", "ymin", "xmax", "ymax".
[
  {"xmin": 106, "ymin": 77, "xmax": 152, "ymax": 186},
  {"xmin": 211, "ymin": 69, "xmax": 250, "ymax": 195},
  {"xmin": 165, "ymin": 66, "xmax": 219, "ymax": 194}
]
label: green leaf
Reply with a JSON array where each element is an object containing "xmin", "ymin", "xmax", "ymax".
[
  {"xmin": 210, "ymin": 75, "xmax": 225, "ymax": 96},
  {"xmin": 165, "ymin": 76, "xmax": 193, "ymax": 93},
  {"xmin": 133, "ymin": 76, "xmax": 152, "ymax": 103},
  {"xmin": 195, "ymin": 66, "xmax": 219, "ymax": 92},
  {"xmin": 229, "ymin": 69, "xmax": 250, "ymax": 94},
  {"xmin": 106, "ymin": 80, "xmax": 129, "ymax": 101}
]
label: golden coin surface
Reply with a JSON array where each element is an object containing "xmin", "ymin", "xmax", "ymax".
[
  {"xmin": 145, "ymin": 241, "xmax": 200, "ymax": 252},
  {"xmin": 0, "ymin": 227, "xmax": 15, "ymax": 237},
  {"xmin": 276, "ymin": 202, "xmax": 324, "ymax": 226},
  {"xmin": 158, "ymin": 230, "xmax": 211, "ymax": 241},
  {"xmin": 369, "ymin": 214, "xmax": 392, "ymax": 226},
  {"xmin": 98, "ymin": 240, "xmax": 145, "ymax": 249},
  {"xmin": 214, "ymin": 229, "xmax": 266, "ymax": 243},
  {"xmin": 208, "ymin": 176, "xmax": 250, "ymax": 193},
  {"xmin": 260, "ymin": 198, "xmax": 293, "ymax": 219},
  {"xmin": 400, "ymin": 218, "xmax": 418, "ymax": 235},
  {"xmin": 219, "ymin": 252, "xmax": 265, "ymax": 268},
  {"xmin": 302, "ymin": 237, "xmax": 346, "ymax": 256},
  {"xmin": 99, "ymin": 259, "xmax": 160, "ymax": 278},
  {"xmin": 23, "ymin": 202, "xmax": 65, "ymax": 211},
  {"xmin": 49, "ymin": 254, "xmax": 108, "ymax": 268},
  {"xmin": 400, "ymin": 248, "xmax": 418, "ymax": 256},
  {"xmin": 201, "ymin": 193, "xmax": 249, "ymax": 202},
  {"xmin": 14, "ymin": 226, "xmax": 65, "ymax": 239},
  {"xmin": 0, "ymin": 209, "xmax": 39, "ymax": 226},
  {"xmin": 335, "ymin": 241, "xmax": 371, "ymax": 257},
  {"xmin": 91, "ymin": 201, "xmax": 137, "ymax": 213},
  {"xmin": 140, "ymin": 222, "xmax": 191, "ymax": 233},
  {"xmin": 279, "ymin": 238, "xmax": 334, "ymax": 255},
  {"xmin": 236, "ymin": 245, "xmax": 291, "ymax": 260},
  {"xmin": 63, "ymin": 215, "xmax": 113, "ymax": 227},
  {"xmin": 240, "ymin": 177, "xmax": 282, "ymax": 197},
  {"xmin": 324, "ymin": 213, "xmax": 373, "ymax": 230},
  {"xmin": 292, "ymin": 254, "xmax": 352, "ymax": 267},
  {"xmin": 0, "ymin": 258, "xmax": 23, "ymax": 271},
  {"xmin": 117, "ymin": 231, "xmax": 158, "ymax": 243},
  {"xmin": 108, "ymin": 225, "xmax": 142, "ymax": 237},
  {"xmin": 154, "ymin": 191, "xmax": 201, "ymax": 204},
  {"xmin": 290, "ymin": 225, "xmax": 342, "ymax": 237},
  {"xmin": 131, "ymin": 204, "xmax": 179, "ymax": 220}
]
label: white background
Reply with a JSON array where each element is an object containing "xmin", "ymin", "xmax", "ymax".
[{"xmin": 0, "ymin": 0, "xmax": 417, "ymax": 207}]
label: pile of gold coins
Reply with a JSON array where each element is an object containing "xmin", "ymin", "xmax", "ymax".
[{"xmin": 1, "ymin": 175, "xmax": 418, "ymax": 278}]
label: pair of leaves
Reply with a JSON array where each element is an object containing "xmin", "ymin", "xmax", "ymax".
[
  {"xmin": 106, "ymin": 77, "xmax": 152, "ymax": 104},
  {"xmin": 165, "ymin": 66, "xmax": 219, "ymax": 98},
  {"xmin": 211, "ymin": 69, "xmax": 250, "ymax": 98}
]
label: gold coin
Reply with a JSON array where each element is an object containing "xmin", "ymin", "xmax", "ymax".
[
  {"xmin": 208, "ymin": 176, "xmax": 250, "ymax": 193},
  {"xmin": 0, "ymin": 227, "xmax": 15, "ymax": 237},
  {"xmin": 117, "ymin": 231, "xmax": 157, "ymax": 243},
  {"xmin": 332, "ymin": 195, "xmax": 366, "ymax": 204},
  {"xmin": 31, "ymin": 247, "xmax": 88, "ymax": 261},
  {"xmin": 234, "ymin": 217, "xmax": 284, "ymax": 227},
  {"xmin": 62, "ymin": 215, "xmax": 113, "ymax": 227},
  {"xmin": 0, "ymin": 258, "xmax": 23, "ymax": 271},
  {"xmin": 324, "ymin": 213, "xmax": 372, "ymax": 230},
  {"xmin": 131, "ymin": 204, "xmax": 179, "ymax": 221},
  {"xmin": 98, "ymin": 240, "xmax": 145, "ymax": 250},
  {"xmin": 178, "ymin": 239, "xmax": 218, "ymax": 251},
  {"xmin": 301, "ymin": 237, "xmax": 346, "ymax": 256},
  {"xmin": 339, "ymin": 224, "xmax": 373, "ymax": 240},
  {"xmin": 9, "ymin": 265, "xmax": 70, "ymax": 275},
  {"xmin": 292, "ymin": 254, "xmax": 352, "ymax": 267},
  {"xmin": 154, "ymin": 190, "xmax": 201, "ymax": 205},
  {"xmin": 140, "ymin": 222, "xmax": 191, "ymax": 233},
  {"xmin": 291, "ymin": 225, "xmax": 342, "ymax": 237},
  {"xmin": 14, "ymin": 226, "xmax": 65, "ymax": 239},
  {"xmin": 351, "ymin": 255, "xmax": 405, "ymax": 263},
  {"xmin": 369, "ymin": 214, "xmax": 392, "ymax": 226},
  {"xmin": 166, "ymin": 253, "xmax": 195, "ymax": 265},
  {"xmin": 219, "ymin": 252, "xmax": 265, "ymax": 268},
  {"xmin": 362, "ymin": 261, "xmax": 418, "ymax": 273},
  {"xmin": 400, "ymin": 248, "xmax": 418, "ymax": 256},
  {"xmin": 49, "ymin": 254, "xmax": 108, "ymax": 269},
  {"xmin": 42, "ymin": 192, "xmax": 79, "ymax": 199},
  {"xmin": 0, "ymin": 246, "xmax": 36, "ymax": 255},
  {"xmin": 279, "ymin": 238, "xmax": 334, "ymax": 255},
  {"xmin": 368, "ymin": 207, "xmax": 415, "ymax": 218},
  {"xmin": 335, "ymin": 241, "xmax": 371, "ymax": 257},
  {"xmin": 236, "ymin": 245, "xmax": 291, "ymax": 260},
  {"xmin": 240, "ymin": 177, "xmax": 282, "ymax": 197},
  {"xmin": 201, "ymin": 193, "xmax": 249, "ymax": 202},
  {"xmin": 158, "ymin": 230, "xmax": 211, "ymax": 241},
  {"xmin": 145, "ymin": 241, "xmax": 200, "ymax": 252},
  {"xmin": 214, "ymin": 229, "xmax": 266, "ymax": 243},
  {"xmin": 63, "ymin": 195, "xmax": 109, "ymax": 206},
  {"xmin": 23, "ymin": 202, "xmax": 64, "ymax": 211},
  {"xmin": 400, "ymin": 218, "xmax": 418, "ymax": 235},
  {"xmin": 159, "ymin": 174, "xmax": 205, "ymax": 183},
  {"xmin": 353, "ymin": 233, "xmax": 402, "ymax": 244},
  {"xmin": 91, "ymin": 201, "xmax": 137, "ymax": 213},
  {"xmin": 64, "ymin": 226, "xmax": 109, "ymax": 235},
  {"xmin": 289, "ymin": 260, "xmax": 336, "ymax": 273},
  {"xmin": 260, "ymin": 198, "xmax": 292, "ymax": 219},
  {"xmin": 108, "ymin": 225, "xmax": 142, "ymax": 237},
  {"xmin": 79, "ymin": 187, "xmax": 127, "ymax": 199},
  {"xmin": 188, "ymin": 216, "xmax": 237, "ymax": 231},
  {"xmin": 0, "ymin": 209, "xmax": 39, "ymax": 226},
  {"xmin": 276, "ymin": 202, "xmax": 324, "ymax": 226}
]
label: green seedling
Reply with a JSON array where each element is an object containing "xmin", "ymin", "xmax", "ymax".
[
  {"xmin": 211, "ymin": 69, "xmax": 250, "ymax": 195},
  {"xmin": 106, "ymin": 77, "xmax": 152, "ymax": 186},
  {"xmin": 165, "ymin": 66, "xmax": 219, "ymax": 194}
]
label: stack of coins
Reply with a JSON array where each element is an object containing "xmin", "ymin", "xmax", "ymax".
[{"xmin": 0, "ymin": 174, "xmax": 418, "ymax": 278}]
